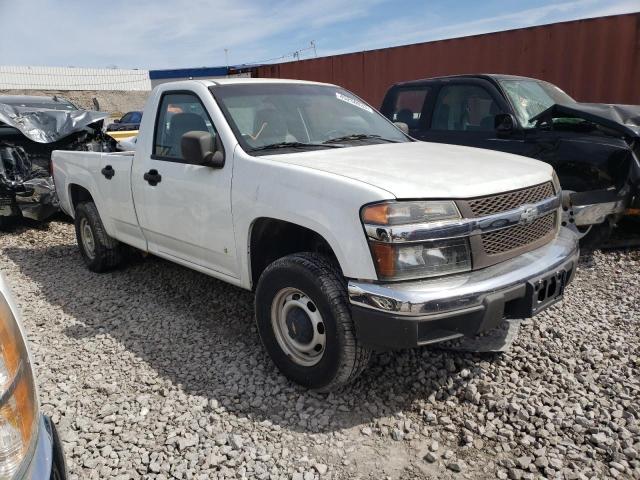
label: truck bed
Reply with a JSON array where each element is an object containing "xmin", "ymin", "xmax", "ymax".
[{"xmin": 52, "ymin": 149, "xmax": 144, "ymax": 250}]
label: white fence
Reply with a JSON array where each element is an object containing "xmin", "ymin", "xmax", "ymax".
[{"xmin": 0, "ymin": 66, "xmax": 151, "ymax": 91}]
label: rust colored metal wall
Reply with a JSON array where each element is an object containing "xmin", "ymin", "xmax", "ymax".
[{"xmin": 254, "ymin": 13, "xmax": 640, "ymax": 107}]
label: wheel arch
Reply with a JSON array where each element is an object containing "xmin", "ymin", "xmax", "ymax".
[
  {"xmin": 67, "ymin": 183, "xmax": 94, "ymax": 217},
  {"xmin": 248, "ymin": 217, "xmax": 344, "ymax": 289}
]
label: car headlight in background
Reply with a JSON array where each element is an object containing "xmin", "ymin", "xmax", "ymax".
[
  {"xmin": 0, "ymin": 294, "xmax": 38, "ymax": 479},
  {"xmin": 362, "ymin": 201, "xmax": 472, "ymax": 281}
]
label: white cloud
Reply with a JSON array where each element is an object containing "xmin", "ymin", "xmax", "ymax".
[
  {"xmin": 0, "ymin": 0, "xmax": 636, "ymax": 68},
  {"xmin": 0, "ymin": 0, "xmax": 385, "ymax": 68}
]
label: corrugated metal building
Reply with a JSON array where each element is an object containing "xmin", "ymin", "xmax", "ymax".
[
  {"xmin": 254, "ymin": 13, "xmax": 640, "ymax": 107},
  {"xmin": 0, "ymin": 66, "xmax": 151, "ymax": 91}
]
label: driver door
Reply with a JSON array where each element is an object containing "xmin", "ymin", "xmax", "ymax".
[{"xmin": 132, "ymin": 91, "xmax": 238, "ymax": 278}]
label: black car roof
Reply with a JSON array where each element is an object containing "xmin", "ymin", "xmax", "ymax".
[{"xmin": 391, "ymin": 73, "xmax": 543, "ymax": 88}]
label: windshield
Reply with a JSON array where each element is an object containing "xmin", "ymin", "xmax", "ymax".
[
  {"xmin": 211, "ymin": 83, "xmax": 408, "ymax": 154},
  {"xmin": 499, "ymin": 79, "xmax": 576, "ymax": 128}
]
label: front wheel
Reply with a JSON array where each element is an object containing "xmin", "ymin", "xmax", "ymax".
[
  {"xmin": 74, "ymin": 201, "xmax": 123, "ymax": 272},
  {"xmin": 255, "ymin": 253, "xmax": 371, "ymax": 391}
]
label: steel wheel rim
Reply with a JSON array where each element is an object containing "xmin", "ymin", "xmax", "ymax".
[
  {"xmin": 80, "ymin": 217, "xmax": 96, "ymax": 260},
  {"xmin": 271, "ymin": 287, "xmax": 326, "ymax": 367}
]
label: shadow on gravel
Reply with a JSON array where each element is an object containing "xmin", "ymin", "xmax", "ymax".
[{"xmin": 4, "ymin": 241, "xmax": 495, "ymax": 434}]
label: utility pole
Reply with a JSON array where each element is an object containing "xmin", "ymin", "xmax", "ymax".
[
  {"xmin": 224, "ymin": 49, "xmax": 229, "ymax": 69},
  {"xmin": 311, "ymin": 40, "xmax": 317, "ymax": 58}
]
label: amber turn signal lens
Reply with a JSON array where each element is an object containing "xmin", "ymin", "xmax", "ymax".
[
  {"xmin": 370, "ymin": 242, "xmax": 396, "ymax": 278},
  {"xmin": 0, "ymin": 301, "xmax": 21, "ymax": 391},
  {"xmin": 0, "ymin": 292, "xmax": 39, "ymax": 479},
  {"xmin": 362, "ymin": 204, "xmax": 390, "ymax": 225}
]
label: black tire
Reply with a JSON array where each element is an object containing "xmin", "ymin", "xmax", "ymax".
[
  {"xmin": 74, "ymin": 201, "xmax": 123, "ymax": 272},
  {"xmin": 255, "ymin": 253, "xmax": 371, "ymax": 391}
]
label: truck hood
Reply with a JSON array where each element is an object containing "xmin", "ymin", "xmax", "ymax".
[
  {"xmin": 532, "ymin": 103, "xmax": 640, "ymax": 139},
  {"xmin": 267, "ymin": 142, "xmax": 553, "ymax": 199}
]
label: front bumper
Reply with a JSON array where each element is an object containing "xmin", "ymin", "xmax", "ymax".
[
  {"xmin": 348, "ymin": 227, "xmax": 579, "ymax": 350},
  {"xmin": 20, "ymin": 415, "xmax": 67, "ymax": 480},
  {"xmin": 565, "ymin": 188, "xmax": 629, "ymax": 226}
]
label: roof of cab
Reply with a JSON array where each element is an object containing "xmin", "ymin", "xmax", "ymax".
[
  {"xmin": 201, "ymin": 77, "xmax": 334, "ymax": 87},
  {"xmin": 391, "ymin": 73, "xmax": 541, "ymax": 88}
]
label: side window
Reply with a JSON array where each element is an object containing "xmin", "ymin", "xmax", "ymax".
[
  {"xmin": 120, "ymin": 113, "xmax": 132, "ymax": 123},
  {"xmin": 431, "ymin": 85, "xmax": 498, "ymax": 132},
  {"xmin": 153, "ymin": 93, "xmax": 217, "ymax": 160},
  {"xmin": 389, "ymin": 88, "xmax": 429, "ymax": 130}
]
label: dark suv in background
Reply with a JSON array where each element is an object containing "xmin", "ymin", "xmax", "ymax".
[{"xmin": 381, "ymin": 74, "xmax": 640, "ymax": 243}]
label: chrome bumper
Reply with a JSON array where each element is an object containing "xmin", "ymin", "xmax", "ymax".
[
  {"xmin": 348, "ymin": 226, "xmax": 579, "ymax": 317},
  {"xmin": 564, "ymin": 188, "xmax": 630, "ymax": 227},
  {"xmin": 20, "ymin": 415, "xmax": 66, "ymax": 479},
  {"xmin": 572, "ymin": 200, "xmax": 627, "ymax": 226}
]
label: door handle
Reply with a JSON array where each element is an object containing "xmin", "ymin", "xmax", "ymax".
[
  {"xmin": 101, "ymin": 165, "xmax": 115, "ymax": 180},
  {"xmin": 143, "ymin": 169, "xmax": 162, "ymax": 186}
]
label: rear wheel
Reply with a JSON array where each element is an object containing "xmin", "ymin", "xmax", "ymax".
[
  {"xmin": 74, "ymin": 201, "xmax": 123, "ymax": 272},
  {"xmin": 255, "ymin": 253, "xmax": 371, "ymax": 391}
]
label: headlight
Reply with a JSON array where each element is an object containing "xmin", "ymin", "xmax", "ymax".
[
  {"xmin": 0, "ymin": 293, "xmax": 38, "ymax": 479},
  {"xmin": 362, "ymin": 200, "xmax": 461, "ymax": 225},
  {"xmin": 362, "ymin": 201, "xmax": 472, "ymax": 281}
]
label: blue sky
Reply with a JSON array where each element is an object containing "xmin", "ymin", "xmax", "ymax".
[{"xmin": 0, "ymin": 0, "xmax": 637, "ymax": 69}]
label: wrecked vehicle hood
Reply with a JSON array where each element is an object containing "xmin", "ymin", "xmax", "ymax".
[
  {"xmin": 0, "ymin": 98, "xmax": 116, "ymax": 223},
  {"xmin": 533, "ymin": 103, "xmax": 640, "ymax": 138},
  {"xmin": 0, "ymin": 103, "xmax": 109, "ymax": 143}
]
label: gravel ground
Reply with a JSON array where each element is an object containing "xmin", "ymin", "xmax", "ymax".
[{"xmin": 1, "ymin": 220, "xmax": 639, "ymax": 480}]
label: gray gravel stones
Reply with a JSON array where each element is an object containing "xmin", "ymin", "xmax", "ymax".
[{"xmin": 1, "ymin": 221, "xmax": 639, "ymax": 479}]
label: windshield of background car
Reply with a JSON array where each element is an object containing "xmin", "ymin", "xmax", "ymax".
[
  {"xmin": 211, "ymin": 83, "xmax": 408, "ymax": 153},
  {"xmin": 499, "ymin": 80, "xmax": 576, "ymax": 128}
]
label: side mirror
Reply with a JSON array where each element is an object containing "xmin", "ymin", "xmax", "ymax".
[
  {"xmin": 181, "ymin": 131, "xmax": 225, "ymax": 168},
  {"xmin": 494, "ymin": 113, "xmax": 517, "ymax": 137},
  {"xmin": 394, "ymin": 121, "xmax": 409, "ymax": 135},
  {"xmin": 112, "ymin": 119, "xmax": 120, "ymax": 124}
]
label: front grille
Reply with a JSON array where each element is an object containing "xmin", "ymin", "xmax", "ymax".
[
  {"xmin": 465, "ymin": 182, "xmax": 555, "ymax": 217},
  {"xmin": 482, "ymin": 212, "xmax": 557, "ymax": 256},
  {"xmin": 0, "ymin": 196, "xmax": 13, "ymax": 206}
]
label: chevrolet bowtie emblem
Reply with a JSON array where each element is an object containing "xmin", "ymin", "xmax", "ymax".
[{"xmin": 520, "ymin": 206, "xmax": 538, "ymax": 225}]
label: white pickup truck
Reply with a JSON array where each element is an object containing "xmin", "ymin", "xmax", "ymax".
[{"xmin": 53, "ymin": 79, "xmax": 579, "ymax": 390}]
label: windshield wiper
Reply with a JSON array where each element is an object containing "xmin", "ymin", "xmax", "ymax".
[
  {"xmin": 251, "ymin": 141, "xmax": 342, "ymax": 152},
  {"xmin": 322, "ymin": 134, "xmax": 400, "ymax": 144}
]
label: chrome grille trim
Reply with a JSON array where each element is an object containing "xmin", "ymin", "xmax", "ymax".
[
  {"xmin": 464, "ymin": 182, "xmax": 556, "ymax": 218},
  {"xmin": 481, "ymin": 212, "xmax": 557, "ymax": 256},
  {"xmin": 364, "ymin": 195, "xmax": 560, "ymax": 243}
]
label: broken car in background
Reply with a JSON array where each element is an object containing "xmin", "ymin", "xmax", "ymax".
[
  {"xmin": 0, "ymin": 95, "xmax": 116, "ymax": 227},
  {"xmin": 381, "ymin": 75, "xmax": 640, "ymax": 244}
]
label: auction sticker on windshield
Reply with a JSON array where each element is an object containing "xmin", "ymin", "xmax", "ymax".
[{"xmin": 335, "ymin": 92, "xmax": 373, "ymax": 113}]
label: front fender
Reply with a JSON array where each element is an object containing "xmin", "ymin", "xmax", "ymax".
[{"xmin": 232, "ymin": 153, "xmax": 394, "ymax": 288}]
